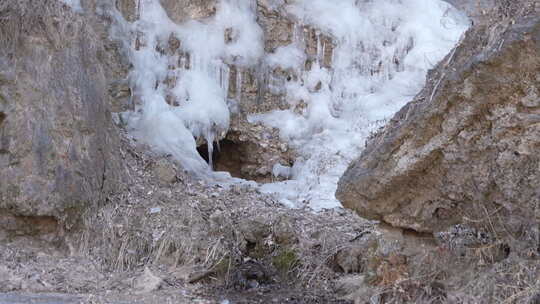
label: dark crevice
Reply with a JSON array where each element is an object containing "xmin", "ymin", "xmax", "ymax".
[
  {"xmin": 402, "ymin": 227, "xmax": 436, "ymax": 240},
  {"xmin": 197, "ymin": 139, "xmax": 251, "ymax": 180},
  {"xmin": 197, "ymin": 137, "xmax": 290, "ymax": 183},
  {"xmin": 246, "ymin": 240, "xmax": 256, "ymax": 252},
  {"xmin": 0, "ymin": 212, "xmax": 59, "ymax": 236},
  {"xmin": 0, "ymin": 112, "xmax": 6, "ymax": 154},
  {"xmin": 0, "ymin": 111, "xmax": 6, "ymax": 127},
  {"xmin": 197, "ymin": 141, "xmax": 219, "ymax": 166},
  {"xmin": 99, "ymin": 148, "xmax": 107, "ymax": 193}
]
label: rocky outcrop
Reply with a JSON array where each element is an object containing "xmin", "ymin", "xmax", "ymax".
[
  {"xmin": 0, "ymin": 0, "xmax": 125, "ymax": 227},
  {"xmin": 159, "ymin": 0, "xmax": 217, "ymax": 24},
  {"xmin": 336, "ymin": 3, "xmax": 539, "ymax": 234}
]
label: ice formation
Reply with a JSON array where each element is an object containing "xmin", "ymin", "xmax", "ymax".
[
  {"xmin": 252, "ymin": 0, "xmax": 469, "ymax": 209},
  {"xmin": 111, "ymin": 0, "xmax": 469, "ymax": 209},
  {"xmin": 112, "ymin": 0, "xmax": 263, "ymax": 179}
]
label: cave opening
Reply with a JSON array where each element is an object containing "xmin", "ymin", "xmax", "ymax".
[{"xmin": 197, "ymin": 138, "xmax": 247, "ymax": 180}]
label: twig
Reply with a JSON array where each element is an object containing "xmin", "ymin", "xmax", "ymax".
[{"xmin": 428, "ymin": 32, "xmax": 464, "ymax": 104}]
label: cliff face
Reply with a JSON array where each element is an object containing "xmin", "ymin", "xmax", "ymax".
[
  {"xmin": 0, "ymin": 0, "xmax": 126, "ymax": 227},
  {"xmin": 0, "ymin": 0, "xmax": 538, "ymax": 302},
  {"xmin": 337, "ymin": 1, "xmax": 539, "ymax": 235}
]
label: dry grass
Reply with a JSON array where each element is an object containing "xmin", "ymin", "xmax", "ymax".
[
  {"xmin": 66, "ymin": 135, "xmax": 540, "ymax": 302},
  {"xmin": 70, "ymin": 138, "xmax": 372, "ymax": 297}
]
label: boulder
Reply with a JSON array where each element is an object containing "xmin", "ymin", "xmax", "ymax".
[
  {"xmin": 133, "ymin": 268, "xmax": 162, "ymax": 294},
  {"xmin": 151, "ymin": 158, "xmax": 178, "ymax": 185},
  {"xmin": 0, "ymin": 0, "xmax": 125, "ymax": 226},
  {"xmin": 159, "ymin": 0, "xmax": 217, "ymax": 24},
  {"xmin": 116, "ymin": 0, "xmax": 138, "ymax": 22},
  {"xmin": 336, "ymin": 6, "xmax": 540, "ymax": 234}
]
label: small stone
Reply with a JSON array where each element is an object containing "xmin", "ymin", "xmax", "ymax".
[
  {"xmin": 133, "ymin": 268, "xmax": 162, "ymax": 294},
  {"xmin": 149, "ymin": 207, "xmax": 161, "ymax": 214},
  {"xmin": 160, "ymin": 0, "xmax": 217, "ymax": 24},
  {"xmin": 152, "ymin": 159, "xmax": 177, "ymax": 185},
  {"xmin": 335, "ymin": 247, "xmax": 363, "ymax": 273}
]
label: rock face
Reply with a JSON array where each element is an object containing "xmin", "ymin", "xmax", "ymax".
[
  {"xmin": 0, "ymin": 0, "xmax": 125, "ymax": 226},
  {"xmin": 336, "ymin": 4, "xmax": 539, "ymax": 233},
  {"xmin": 113, "ymin": 0, "xmax": 335, "ymax": 181}
]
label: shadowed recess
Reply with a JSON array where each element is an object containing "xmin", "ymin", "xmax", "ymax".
[{"xmin": 198, "ymin": 139, "xmax": 245, "ymax": 179}]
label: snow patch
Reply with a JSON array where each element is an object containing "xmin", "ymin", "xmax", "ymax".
[{"xmin": 266, "ymin": 43, "xmax": 306, "ymax": 70}]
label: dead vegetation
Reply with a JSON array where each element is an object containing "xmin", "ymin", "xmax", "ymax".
[
  {"xmin": 69, "ymin": 132, "xmax": 372, "ymax": 300},
  {"xmin": 0, "ymin": 131, "xmax": 538, "ymax": 303}
]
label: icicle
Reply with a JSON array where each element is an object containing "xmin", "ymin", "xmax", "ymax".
[
  {"xmin": 292, "ymin": 23, "xmax": 300, "ymax": 44},
  {"xmin": 236, "ymin": 68, "xmax": 242, "ymax": 102},
  {"xmin": 136, "ymin": 0, "xmax": 141, "ymax": 20},
  {"xmin": 206, "ymin": 131, "xmax": 215, "ymax": 169},
  {"xmin": 219, "ymin": 66, "xmax": 224, "ymax": 89},
  {"xmin": 223, "ymin": 64, "xmax": 230, "ymax": 93},
  {"xmin": 321, "ymin": 40, "xmax": 326, "ymax": 65},
  {"xmin": 216, "ymin": 137, "xmax": 221, "ymax": 153},
  {"xmin": 316, "ymin": 32, "xmax": 322, "ymax": 65}
]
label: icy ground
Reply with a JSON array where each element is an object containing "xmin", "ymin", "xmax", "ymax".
[{"xmin": 112, "ymin": 0, "xmax": 469, "ymax": 210}]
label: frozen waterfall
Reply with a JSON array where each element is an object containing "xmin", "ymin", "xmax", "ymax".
[{"xmin": 111, "ymin": 0, "xmax": 469, "ymax": 209}]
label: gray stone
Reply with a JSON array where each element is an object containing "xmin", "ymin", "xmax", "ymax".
[
  {"xmin": 116, "ymin": 0, "xmax": 138, "ymax": 22},
  {"xmin": 151, "ymin": 159, "xmax": 178, "ymax": 185},
  {"xmin": 159, "ymin": 0, "xmax": 217, "ymax": 24},
  {"xmin": 133, "ymin": 268, "xmax": 162, "ymax": 294},
  {"xmin": 334, "ymin": 247, "xmax": 364, "ymax": 274}
]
